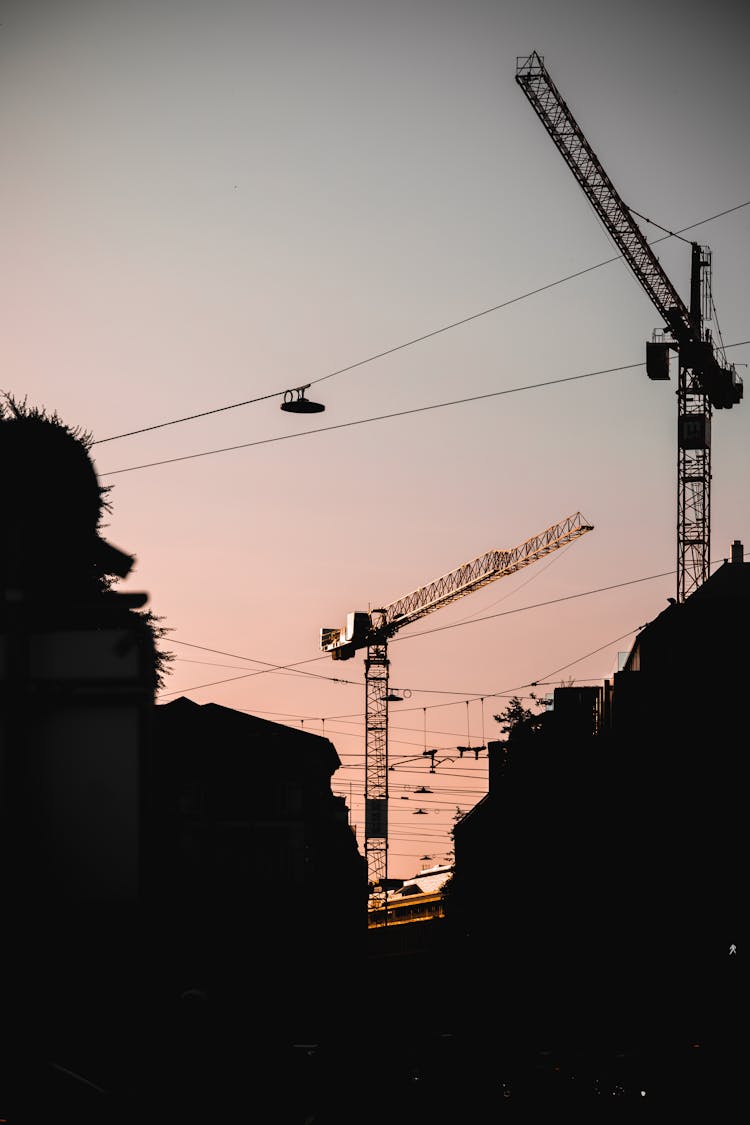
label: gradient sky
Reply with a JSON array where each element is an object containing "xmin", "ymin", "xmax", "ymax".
[{"xmin": 2, "ymin": 0, "xmax": 748, "ymax": 879}]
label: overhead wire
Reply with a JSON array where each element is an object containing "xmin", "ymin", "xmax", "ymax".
[
  {"xmin": 158, "ymin": 638, "xmax": 358, "ymax": 697},
  {"xmin": 90, "ymin": 198, "xmax": 750, "ymax": 448},
  {"xmin": 101, "ymin": 337, "xmax": 748, "ymax": 477},
  {"xmin": 101, "ymin": 361, "xmax": 642, "ymax": 476},
  {"xmin": 329, "ymin": 621, "xmax": 650, "ymax": 725},
  {"xmin": 628, "ymin": 207, "xmax": 694, "ymax": 245},
  {"xmin": 156, "ymin": 563, "xmax": 675, "ymax": 699},
  {"xmin": 90, "ymin": 390, "xmax": 281, "ymax": 445},
  {"xmin": 387, "ymin": 568, "xmax": 675, "ymax": 644},
  {"xmin": 447, "ymin": 539, "xmax": 573, "ymax": 625},
  {"xmin": 529, "ymin": 625, "xmax": 643, "ymax": 686},
  {"xmin": 73, "ymin": 196, "xmax": 750, "ymax": 875}
]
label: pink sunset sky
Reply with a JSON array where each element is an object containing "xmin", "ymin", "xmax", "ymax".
[{"xmin": 2, "ymin": 0, "xmax": 748, "ymax": 878}]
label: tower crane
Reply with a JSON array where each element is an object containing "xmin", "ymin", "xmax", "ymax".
[
  {"xmin": 516, "ymin": 52, "xmax": 742, "ymax": 603},
  {"xmin": 320, "ymin": 511, "xmax": 593, "ymax": 887}
]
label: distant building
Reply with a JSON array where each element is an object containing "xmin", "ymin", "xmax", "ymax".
[
  {"xmin": 365, "ymin": 863, "xmax": 453, "ymax": 1009},
  {"xmin": 368, "ymin": 863, "xmax": 452, "ymax": 929}
]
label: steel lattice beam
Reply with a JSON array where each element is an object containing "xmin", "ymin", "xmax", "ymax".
[
  {"xmin": 677, "ymin": 369, "xmax": 711, "ymax": 601},
  {"xmin": 382, "ymin": 512, "xmax": 593, "ymax": 633},
  {"xmin": 514, "ymin": 51, "xmax": 743, "ymax": 603},
  {"xmin": 364, "ymin": 635, "xmax": 389, "ymax": 887},
  {"xmin": 322, "ymin": 516, "xmax": 594, "ymax": 890},
  {"xmin": 515, "ymin": 51, "xmax": 691, "ymax": 339}
]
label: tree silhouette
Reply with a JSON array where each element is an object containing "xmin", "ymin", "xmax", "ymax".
[
  {"xmin": 0, "ymin": 392, "xmax": 171, "ymax": 690},
  {"xmin": 492, "ymin": 693, "xmax": 545, "ymax": 743}
]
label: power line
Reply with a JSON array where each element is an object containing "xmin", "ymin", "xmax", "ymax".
[
  {"xmin": 89, "ymin": 199, "xmax": 750, "ymax": 447},
  {"xmin": 101, "ymin": 336, "xmax": 748, "ymax": 477},
  {"xmin": 158, "ymin": 550, "xmax": 744, "ymax": 702},
  {"xmin": 158, "ymin": 566, "xmax": 672, "ymax": 699},
  {"xmin": 164, "ymin": 638, "xmax": 356, "ymax": 683},
  {"xmin": 157, "ymin": 577, "xmax": 640, "ymax": 698},
  {"xmin": 389, "ymin": 568, "xmax": 674, "ymax": 643},
  {"xmin": 93, "ymin": 265, "xmax": 630, "ymax": 449},
  {"xmin": 529, "ymin": 626, "xmax": 642, "ymax": 686},
  {"xmin": 102, "ymin": 361, "xmax": 642, "ymax": 475},
  {"xmin": 91, "ymin": 390, "xmax": 282, "ymax": 445}
]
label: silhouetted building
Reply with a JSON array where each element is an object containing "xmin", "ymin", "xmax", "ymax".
[
  {"xmin": 148, "ymin": 697, "xmax": 368, "ymax": 1029},
  {"xmin": 446, "ymin": 548, "xmax": 745, "ymax": 1039},
  {"xmin": 608, "ymin": 542, "xmax": 746, "ymax": 1013}
]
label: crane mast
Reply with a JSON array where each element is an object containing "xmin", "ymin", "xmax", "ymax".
[
  {"xmin": 320, "ymin": 512, "xmax": 593, "ymax": 887},
  {"xmin": 515, "ymin": 51, "xmax": 742, "ymax": 602}
]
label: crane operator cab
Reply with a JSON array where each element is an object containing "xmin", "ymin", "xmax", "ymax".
[{"xmin": 320, "ymin": 610, "xmax": 370, "ymax": 660}]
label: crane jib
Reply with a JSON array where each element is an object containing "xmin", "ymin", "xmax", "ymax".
[
  {"xmin": 515, "ymin": 51, "xmax": 741, "ymax": 414},
  {"xmin": 383, "ymin": 516, "xmax": 593, "ymax": 631},
  {"xmin": 319, "ymin": 510, "xmax": 594, "ymax": 888},
  {"xmin": 319, "ymin": 513, "xmax": 594, "ymax": 657},
  {"xmin": 515, "ymin": 52, "xmax": 689, "ymax": 329},
  {"xmin": 515, "ymin": 51, "xmax": 742, "ymax": 607}
]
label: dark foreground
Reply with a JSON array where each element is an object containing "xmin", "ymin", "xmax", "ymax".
[
  {"xmin": 0, "ymin": 994, "xmax": 740, "ymax": 1123},
  {"xmin": 1, "ymin": 928, "xmax": 739, "ymax": 1122}
]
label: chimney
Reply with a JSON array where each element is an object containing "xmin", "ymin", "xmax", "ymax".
[{"xmin": 731, "ymin": 540, "xmax": 744, "ymax": 565}]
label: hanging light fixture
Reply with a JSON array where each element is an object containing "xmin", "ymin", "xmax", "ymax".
[{"xmin": 280, "ymin": 384, "xmax": 325, "ymax": 413}]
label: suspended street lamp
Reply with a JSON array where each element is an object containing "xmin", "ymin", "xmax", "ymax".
[{"xmin": 280, "ymin": 384, "xmax": 325, "ymax": 414}]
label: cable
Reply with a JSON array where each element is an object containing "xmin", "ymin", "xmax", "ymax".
[
  {"xmin": 156, "ymin": 645, "xmax": 355, "ymax": 697},
  {"xmin": 91, "ymin": 390, "xmax": 281, "ymax": 445},
  {"xmin": 670, "ymin": 199, "xmax": 750, "ymax": 234},
  {"xmin": 389, "ymin": 568, "xmax": 675, "ymax": 643},
  {"xmin": 164, "ymin": 639, "xmax": 356, "ymax": 681},
  {"xmin": 92, "ymin": 265, "xmax": 628, "ymax": 449},
  {"xmin": 157, "ymin": 552, "xmax": 742, "ymax": 701},
  {"xmin": 448, "ymin": 540, "xmax": 573, "ymax": 626},
  {"xmin": 100, "ymin": 335, "xmax": 748, "ymax": 477},
  {"xmin": 90, "ymin": 199, "xmax": 750, "ymax": 447},
  {"xmin": 88, "ymin": 274, "xmax": 636, "ymax": 448},
  {"xmin": 528, "ymin": 625, "xmax": 642, "ymax": 686},
  {"xmin": 629, "ymin": 208, "xmax": 693, "ymax": 245},
  {"xmin": 101, "ymin": 361, "xmax": 642, "ymax": 475}
]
